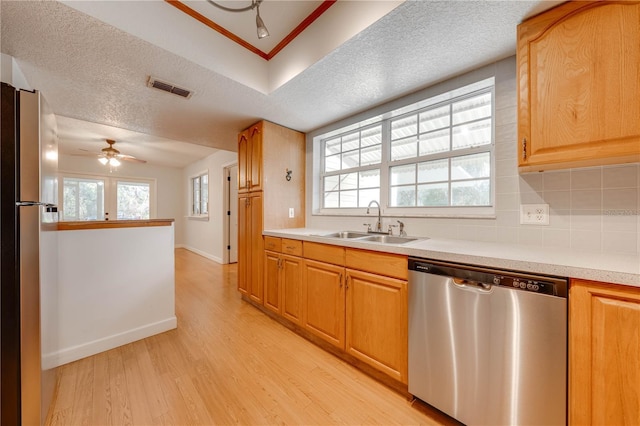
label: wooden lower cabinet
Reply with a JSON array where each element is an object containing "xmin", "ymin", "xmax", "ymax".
[
  {"xmin": 569, "ymin": 279, "xmax": 640, "ymax": 425},
  {"xmin": 264, "ymin": 250, "xmax": 280, "ymax": 313},
  {"xmin": 346, "ymin": 269, "xmax": 408, "ymax": 383},
  {"xmin": 302, "ymin": 259, "xmax": 345, "ymax": 349},
  {"xmin": 264, "ymin": 249, "xmax": 303, "ymax": 324},
  {"xmin": 238, "ymin": 193, "xmax": 263, "ymax": 303}
]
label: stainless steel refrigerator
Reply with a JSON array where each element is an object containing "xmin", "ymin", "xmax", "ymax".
[{"xmin": 1, "ymin": 82, "xmax": 58, "ymax": 425}]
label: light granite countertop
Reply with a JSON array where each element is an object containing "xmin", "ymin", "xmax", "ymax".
[{"xmin": 263, "ymin": 228, "xmax": 640, "ymax": 288}]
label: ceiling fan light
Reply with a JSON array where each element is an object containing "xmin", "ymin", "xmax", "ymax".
[
  {"xmin": 109, "ymin": 157, "xmax": 121, "ymax": 167},
  {"xmin": 256, "ymin": 7, "xmax": 269, "ymax": 39},
  {"xmin": 98, "ymin": 157, "xmax": 109, "ymax": 165}
]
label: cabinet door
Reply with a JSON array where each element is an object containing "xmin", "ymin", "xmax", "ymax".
[
  {"xmin": 345, "ymin": 269, "xmax": 408, "ymax": 383},
  {"xmin": 569, "ymin": 279, "xmax": 640, "ymax": 425},
  {"xmin": 281, "ymin": 254, "xmax": 303, "ymax": 325},
  {"xmin": 237, "ymin": 130, "xmax": 250, "ymax": 193},
  {"xmin": 303, "ymin": 259, "xmax": 345, "ymax": 349},
  {"xmin": 517, "ymin": 1, "xmax": 640, "ymax": 171},
  {"xmin": 237, "ymin": 195, "xmax": 249, "ymax": 295},
  {"xmin": 248, "ymin": 124, "xmax": 262, "ymax": 192},
  {"xmin": 263, "ymin": 250, "xmax": 281, "ymax": 314},
  {"xmin": 248, "ymin": 193, "xmax": 263, "ymax": 304}
]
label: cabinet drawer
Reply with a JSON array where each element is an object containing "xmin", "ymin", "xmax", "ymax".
[
  {"xmin": 264, "ymin": 236, "xmax": 281, "ymax": 252},
  {"xmin": 281, "ymin": 239, "xmax": 302, "ymax": 256},
  {"xmin": 346, "ymin": 248, "xmax": 408, "ymax": 280},
  {"xmin": 304, "ymin": 242, "xmax": 345, "ymax": 266}
]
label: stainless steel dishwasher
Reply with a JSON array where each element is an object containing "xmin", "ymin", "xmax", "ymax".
[{"xmin": 408, "ymin": 258, "xmax": 567, "ymax": 426}]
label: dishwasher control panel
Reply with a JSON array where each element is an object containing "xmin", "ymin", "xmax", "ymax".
[{"xmin": 408, "ymin": 258, "xmax": 567, "ymax": 298}]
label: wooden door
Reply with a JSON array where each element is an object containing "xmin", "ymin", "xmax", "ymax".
[
  {"xmin": 517, "ymin": 1, "xmax": 640, "ymax": 171},
  {"xmin": 569, "ymin": 279, "xmax": 640, "ymax": 425},
  {"xmin": 345, "ymin": 269, "xmax": 408, "ymax": 383},
  {"xmin": 248, "ymin": 123, "xmax": 263, "ymax": 192},
  {"xmin": 248, "ymin": 193, "xmax": 263, "ymax": 304},
  {"xmin": 237, "ymin": 195, "xmax": 249, "ymax": 295},
  {"xmin": 302, "ymin": 259, "xmax": 345, "ymax": 349},
  {"xmin": 237, "ymin": 130, "xmax": 250, "ymax": 193},
  {"xmin": 263, "ymin": 250, "xmax": 280, "ymax": 314},
  {"xmin": 281, "ymin": 254, "xmax": 303, "ymax": 325}
]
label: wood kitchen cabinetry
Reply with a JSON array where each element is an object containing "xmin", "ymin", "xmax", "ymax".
[
  {"xmin": 236, "ymin": 121, "xmax": 305, "ymax": 303},
  {"xmin": 264, "ymin": 237, "xmax": 303, "ymax": 324},
  {"xmin": 302, "ymin": 242, "xmax": 409, "ymax": 383},
  {"xmin": 569, "ymin": 279, "xmax": 640, "ymax": 425},
  {"xmin": 517, "ymin": 1, "xmax": 640, "ymax": 172}
]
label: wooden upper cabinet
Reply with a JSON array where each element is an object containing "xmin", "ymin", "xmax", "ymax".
[
  {"xmin": 517, "ymin": 1, "xmax": 640, "ymax": 172},
  {"xmin": 237, "ymin": 123, "xmax": 263, "ymax": 193},
  {"xmin": 569, "ymin": 279, "xmax": 640, "ymax": 425}
]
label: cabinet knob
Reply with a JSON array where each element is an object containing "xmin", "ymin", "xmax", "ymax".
[{"xmin": 339, "ymin": 273, "xmax": 343, "ymax": 288}]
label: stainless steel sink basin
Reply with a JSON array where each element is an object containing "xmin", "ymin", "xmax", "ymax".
[
  {"xmin": 360, "ymin": 235, "xmax": 418, "ymax": 244},
  {"xmin": 320, "ymin": 231, "xmax": 371, "ymax": 239}
]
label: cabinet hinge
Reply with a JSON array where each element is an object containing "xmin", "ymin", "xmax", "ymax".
[
  {"xmin": 227, "ymin": 210, "xmax": 231, "ymax": 216},
  {"xmin": 227, "ymin": 175, "xmax": 231, "ymax": 181},
  {"xmin": 522, "ymin": 137, "xmax": 527, "ymax": 160},
  {"xmin": 227, "ymin": 245, "xmax": 231, "ymax": 250}
]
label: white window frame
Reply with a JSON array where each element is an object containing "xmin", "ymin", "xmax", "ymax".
[
  {"xmin": 189, "ymin": 170, "xmax": 209, "ymax": 219},
  {"xmin": 58, "ymin": 171, "xmax": 157, "ymax": 221},
  {"xmin": 313, "ymin": 77, "xmax": 496, "ymax": 218}
]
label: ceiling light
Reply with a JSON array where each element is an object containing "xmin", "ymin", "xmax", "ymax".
[
  {"xmin": 98, "ymin": 157, "xmax": 108, "ymax": 165},
  {"xmin": 206, "ymin": 0, "xmax": 270, "ymax": 39},
  {"xmin": 109, "ymin": 158, "xmax": 121, "ymax": 167}
]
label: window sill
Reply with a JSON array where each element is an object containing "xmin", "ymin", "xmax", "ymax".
[{"xmin": 186, "ymin": 215, "xmax": 209, "ymax": 221}]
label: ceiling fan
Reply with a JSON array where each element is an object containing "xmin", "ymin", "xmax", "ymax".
[{"xmin": 79, "ymin": 139, "xmax": 147, "ymax": 166}]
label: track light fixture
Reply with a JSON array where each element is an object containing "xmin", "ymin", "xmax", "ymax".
[{"xmin": 206, "ymin": 0, "xmax": 270, "ymax": 39}]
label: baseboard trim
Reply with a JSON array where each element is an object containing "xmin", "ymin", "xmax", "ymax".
[
  {"xmin": 181, "ymin": 246, "xmax": 223, "ymax": 264},
  {"xmin": 42, "ymin": 317, "xmax": 177, "ymax": 368}
]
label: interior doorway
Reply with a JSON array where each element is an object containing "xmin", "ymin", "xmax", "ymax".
[{"xmin": 224, "ymin": 164, "xmax": 238, "ymax": 264}]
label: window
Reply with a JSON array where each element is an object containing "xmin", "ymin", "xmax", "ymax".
[
  {"xmin": 60, "ymin": 173, "xmax": 156, "ymax": 221},
  {"xmin": 316, "ymin": 78, "xmax": 495, "ymax": 217},
  {"xmin": 191, "ymin": 172, "xmax": 208, "ymax": 216}
]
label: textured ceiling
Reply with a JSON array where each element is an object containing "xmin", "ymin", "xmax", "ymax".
[{"xmin": 0, "ymin": 0, "xmax": 560, "ymax": 163}]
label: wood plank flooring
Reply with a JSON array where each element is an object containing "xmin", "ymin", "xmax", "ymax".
[{"xmin": 45, "ymin": 248, "xmax": 456, "ymax": 425}]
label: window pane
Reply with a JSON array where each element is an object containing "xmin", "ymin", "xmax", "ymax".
[
  {"xmin": 359, "ymin": 169, "xmax": 380, "ymax": 188},
  {"xmin": 341, "ymin": 150, "xmax": 359, "ymax": 170},
  {"xmin": 361, "ymin": 126, "xmax": 382, "ymax": 147},
  {"xmin": 340, "ymin": 190, "xmax": 358, "ymax": 208},
  {"xmin": 340, "ymin": 173, "xmax": 358, "ymax": 190},
  {"xmin": 325, "ymin": 154, "xmax": 341, "ymax": 172},
  {"xmin": 452, "ymin": 92, "xmax": 492, "ymax": 125},
  {"xmin": 419, "ymin": 128, "xmax": 450, "ymax": 156},
  {"xmin": 418, "ymin": 183, "xmax": 449, "ymax": 206},
  {"xmin": 391, "ymin": 115, "xmax": 417, "ymax": 140},
  {"xmin": 390, "ymin": 186, "xmax": 416, "ymax": 207},
  {"xmin": 451, "ymin": 152, "xmax": 491, "ymax": 180},
  {"xmin": 361, "ymin": 145, "xmax": 381, "ymax": 166},
  {"xmin": 324, "ymin": 191, "xmax": 339, "ymax": 208},
  {"xmin": 452, "ymin": 118, "xmax": 491, "ymax": 150},
  {"xmin": 118, "ymin": 181, "xmax": 150, "ymax": 220},
  {"xmin": 419, "ymin": 105, "xmax": 450, "ymax": 132},
  {"xmin": 324, "ymin": 175, "xmax": 340, "ymax": 192},
  {"xmin": 192, "ymin": 177, "xmax": 200, "ymax": 215},
  {"xmin": 390, "ymin": 164, "xmax": 415, "ymax": 185},
  {"xmin": 325, "ymin": 138, "xmax": 341, "ymax": 156},
  {"xmin": 391, "ymin": 137, "xmax": 418, "ymax": 161},
  {"xmin": 201, "ymin": 175, "xmax": 209, "ymax": 215},
  {"xmin": 418, "ymin": 159, "xmax": 449, "ymax": 183},
  {"xmin": 342, "ymin": 132, "xmax": 359, "ymax": 152},
  {"xmin": 62, "ymin": 177, "xmax": 104, "ymax": 221},
  {"xmin": 358, "ymin": 188, "xmax": 379, "ymax": 207},
  {"xmin": 451, "ymin": 179, "xmax": 490, "ymax": 206}
]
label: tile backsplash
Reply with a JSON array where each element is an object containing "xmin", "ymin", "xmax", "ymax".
[{"xmin": 307, "ymin": 56, "xmax": 640, "ymax": 255}]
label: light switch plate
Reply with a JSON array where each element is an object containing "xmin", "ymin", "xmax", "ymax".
[
  {"xmin": 288, "ymin": 207, "xmax": 294, "ymax": 218},
  {"xmin": 520, "ymin": 204, "xmax": 549, "ymax": 225}
]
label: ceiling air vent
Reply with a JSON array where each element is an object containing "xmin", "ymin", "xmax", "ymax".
[{"xmin": 147, "ymin": 76, "xmax": 194, "ymax": 99}]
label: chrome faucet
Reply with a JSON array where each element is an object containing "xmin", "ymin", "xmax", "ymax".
[{"xmin": 366, "ymin": 200, "xmax": 382, "ymax": 232}]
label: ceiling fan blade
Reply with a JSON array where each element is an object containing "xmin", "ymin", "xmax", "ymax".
[{"xmin": 118, "ymin": 156, "xmax": 147, "ymax": 164}]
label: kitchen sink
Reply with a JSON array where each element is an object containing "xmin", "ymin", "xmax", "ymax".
[
  {"xmin": 320, "ymin": 231, "xmax": 370, "ymax": 239},
  {"xmin": 319, "ymin": 231, "xmax": 420, "ymax": 245},
  {"xmin": 360, "ymin": 235, "xmax": 418, "ymax": 244}
]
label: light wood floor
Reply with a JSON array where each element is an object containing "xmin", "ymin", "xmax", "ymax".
[{"xmin": 45, "ymin": 248, "xmax": 455, "ymax": 425}]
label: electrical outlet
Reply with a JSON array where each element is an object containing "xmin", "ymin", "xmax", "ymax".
[
  {"xmin": 288, "ymin": 207, "xmax": 294, "ymax": 218},
  {"xmin": 520, "ymin": 204, "xmax": 549, "ymax": 225}
]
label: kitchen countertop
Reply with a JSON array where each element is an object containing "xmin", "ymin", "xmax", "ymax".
[{"xmin": 264, "ymin": 228, "xmax": 640, "ymax": 288}]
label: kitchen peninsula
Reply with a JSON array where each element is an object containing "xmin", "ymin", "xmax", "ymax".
[{"xmin": 42, "ymin": 219, "xmax": 176, "ymax": 369}]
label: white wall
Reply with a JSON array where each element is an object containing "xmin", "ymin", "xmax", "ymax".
[
  {"xmin": 182, "ymin": 150, "xmax": 237, "ymax": 263},
  {"xmin": 59, "ymin": 154, "xmax": 186, "ymax": 245},
  {"xmin": 0, "ymin": 52, "xmax": 32, "ymax": 90},
  {"xmin": 306, "ymin": 56, "xmax": 640, "ymax": 255}
]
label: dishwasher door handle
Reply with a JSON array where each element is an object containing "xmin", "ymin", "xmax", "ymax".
[{"xmin": 452, "ymin": 277, "xmax": 492, "ymax": 291}]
